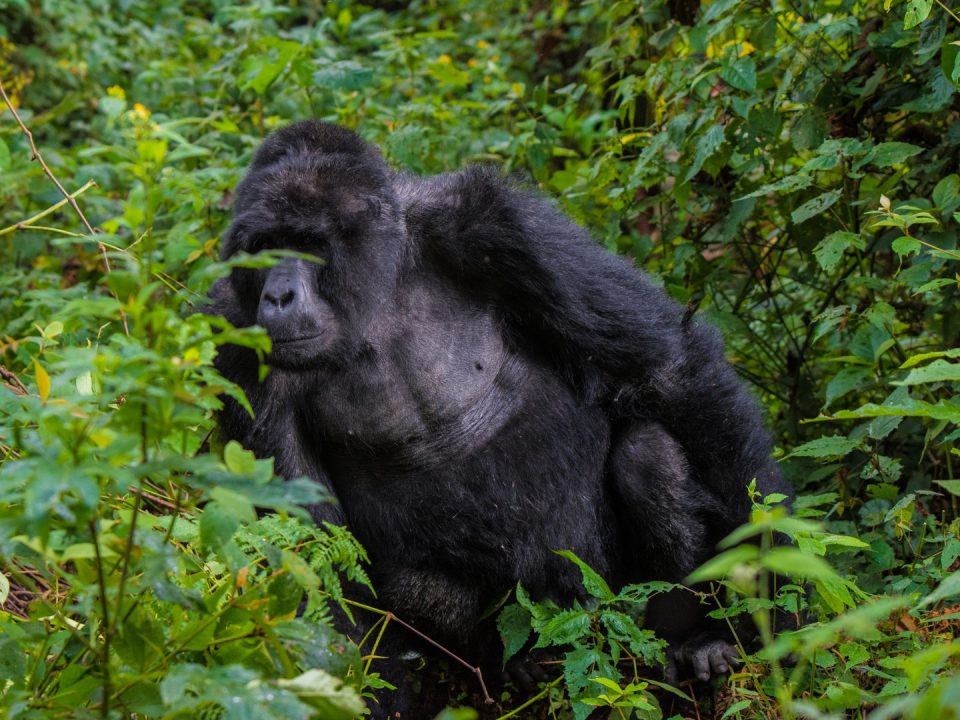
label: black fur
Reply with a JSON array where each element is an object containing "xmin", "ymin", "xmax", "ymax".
[{"xmin": 208, "ymin": 121, "xmax": 791, "ymax": 715}]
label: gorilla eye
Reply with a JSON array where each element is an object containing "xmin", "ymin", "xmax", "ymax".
[{"xmin": 247, "ymin": 234, "xmax": 274, "ymax": 254}]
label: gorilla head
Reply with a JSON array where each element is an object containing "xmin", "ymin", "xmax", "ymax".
[{"xmin": 220, "ymin": 122, "xmax": 405, "ymax": 370}]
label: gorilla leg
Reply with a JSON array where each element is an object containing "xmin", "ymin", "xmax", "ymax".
[{"xmin": 608, "ymin": 421, "xmax": 740, "ymax": 682}]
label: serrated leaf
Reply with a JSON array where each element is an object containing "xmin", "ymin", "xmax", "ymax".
[
  {"xmin": 892, "ymin": 235, "xmax": 921, "ymax": 259},
  {"xmin": 738, "ymin": 173, "xmax": 813, "ymax": 200},
  {"xmin": 815, "ymin": 398, "xmax": 960, "ymax": 423},
  {"xmin": 792, "ymin": 190, "xmax": 840, "ymax": 225},
  {"xmin": 497, "ymin": 603, "xmax": 532, "ymax": 665},
  {"xmin": 720, "ymin": 56, "xmax": 756, "ymax": 91},
  {"xmin": 534, "ymin": 608, "xmax": 592, "ymax": 647},
  {"xmin": 900, "ymin": 347, "xmax": 960, "ymax": 368},
  {"xmin": 555, "ymin": 549, "xmax": 614, "ymax": 600},
  {"xmin": 897, "ymin": 359, "xmax": 960, "ymax": 384},
  {"xmin": 276, "ymin": 668, "xmax": 366, "ymax": 720},
  {"xmin": 814, "ymin": 231, "xmax": 864, "ymax": 272},
  {"xmin": 34, "ymin": 360, "xmax": 50, "ymax": 403},
  {"xmin": 684, "ymin": 123, "xmax": 725, "ymax": 182},
  {"xmin": 913, "ymin": 570, "xmax": 960, "ymax": 610},
  {"xmin": 785, "ymin": 435, "xmax": 862, "ymax": 459}
]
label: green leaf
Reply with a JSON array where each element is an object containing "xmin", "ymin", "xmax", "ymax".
[
  {"xmin": 563, "ymin": 646, "xmax": 611, "ymax": 720},
  {"xmin": 720, "ymin": 56, "xmax": 757, "ymax": 91},
  {"xmin": 275, "ymin": 668, "xmax": 367, "ymax": 720},
  {"xmin": 685, "ymin": 123, "xmax": 725, "ymax": 182},
  {"xmin": 813, "ymin": 398, "xmax": 960, "ymax": 423},
  {"xmin": 892, "ymin": 235, "xmax": 922, "ymax": 259},
  {"xmin": 0, "ymin": 138, "xmax": 10, "ymax": 172},
  {"xmin": 868, "ymin": 142, "xmax": 923, "ymax": 167},
  {"xmin": 785, "ymin": 435, "xmax": 862, "ymax": 459},
  {"xmin": 933, "ymin": 174, "xmax": 960, "ymax": 211},
  {"xmin": 555, "ymin": 549, "xmax": 614, "ymax": 600},
  {"xmin": 814, "ymin": 231, "xmax": 865, "ymax": 272},
  {"xmin": 534, "ymin": 608, "xmax": 592, "ymax": 647},
  {"xmin": 497, "ymin": 603, "xmax": 532, "ymax": 664},
  {"xmin": 761, "ymin": 547, "xmax": 841, "ymax": 581},
  {"xmin": 199, "ymin": 501, "xmax": 240, "ymax": 552},
  {"xmin": 224, "ymin": 440, "xmax": 258, "ymax": 475},
  {"xmin": 738, "ymin": 173, "xmax": 813, "ymax": 200},
  {"xmin": 942, "ymin": 41, "xmax": 960, "ymax": 86},
  {"xmin": 792, "ymin": 191, "xmax": 840, "ymax": 225},
  {"xmin": 896, "ymin": 359, "xmax": 960, "ymax": 384},
  {"xmin": 903, "ymin": 0, "xmax": 934, "ymax": 29},
  {"xmin": 825, "ymin": 366, "xmax": 872, "ymax": 408},
  {"xmin": 0, "ymin": 637, "xmax": 26, "ymax": 686},
  {"xmin": 687, "ymin": 544, "xmax": 759, "ymax": 583},
  {"xmin": 934, "ymin": 480, "xmax": 960, "ymax": 497},
  {"xmin": 913, "ymin": 570, "xmax": 960, "ymax": 611},
  {"xmin": 722, "ymin": 699, "xmax": 753, "ymax": 718},
  {"xmin": 901, "ymin": 347, "xmax": 960, "ymax": 368}
]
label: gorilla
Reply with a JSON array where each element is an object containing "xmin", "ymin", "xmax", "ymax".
[{"xmin": 208, "ymin": 121, "xmax": 790, "ymax": 713}]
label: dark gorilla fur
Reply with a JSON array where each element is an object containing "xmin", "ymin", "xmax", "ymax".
[{"xmin": 209, "ymin": 121, "xmax": 791, "ymax": 716}]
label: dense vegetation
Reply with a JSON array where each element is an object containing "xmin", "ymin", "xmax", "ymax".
[{"xmin": 0, "ymin": 0, "xmax": 957, "ymax": 718}]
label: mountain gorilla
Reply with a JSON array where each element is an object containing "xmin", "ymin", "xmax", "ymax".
[{"xmin": 209, "ymin": 121, "xmax": 789, "ymax": 714}]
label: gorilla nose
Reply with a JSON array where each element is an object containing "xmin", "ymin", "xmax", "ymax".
[
  {"xmin": 262, "ymin": 287, "xmax": 295, "ymax": 310},
  {"xmin": 258, "ymin": 282, "xmax": 298, "ymax": 327}
]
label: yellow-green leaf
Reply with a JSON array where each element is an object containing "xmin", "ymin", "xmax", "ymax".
[{"xmin": 34, "ymin": 360, "xmax": 50, "ymax": 403}]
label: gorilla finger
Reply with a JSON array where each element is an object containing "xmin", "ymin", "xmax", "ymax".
[
  {"xmin": 692, "ymin": 651, "xmax": 711, "ymax": 682},
  {"xmin": 708, "ymin": 650, "xmax": 729, "ymax": 676},
  {"xmin": 722, "ymin": 645, "xmax": 742, "ymax": 665}
]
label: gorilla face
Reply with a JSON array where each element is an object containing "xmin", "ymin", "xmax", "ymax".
[{"xmin": 254, "ymin": 256, "xmax": 341, "ymax": 370}]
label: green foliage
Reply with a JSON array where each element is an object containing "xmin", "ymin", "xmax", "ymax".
[
  {"xmin": 498, "ymin": 557, "xmax": 672, "ymax": 720},
  {"xmin": 1, "ymin": 0, "xmax": 958, "ymax": 717}
]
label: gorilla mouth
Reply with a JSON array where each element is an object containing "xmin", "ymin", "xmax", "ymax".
[{"xmin": 272, "ymin": 334, "xmax": 323, "ymax": 346}]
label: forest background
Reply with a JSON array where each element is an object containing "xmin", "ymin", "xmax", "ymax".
[{"xmin": 0, "ymin": 0, "xmax": 958, "ymax": 718}]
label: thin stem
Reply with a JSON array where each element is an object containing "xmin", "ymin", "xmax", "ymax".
[
  {"xmin": 0, "ymin": 180, "xmax": 97, "ymax": 237},
  {"xmin": 495, "ymin": 676, "xmax": 562, "ymax": 720},
  {"xmin": 0, "ymin": 82, "xmax": 98, "ymax": 237},
  {"xmin": 344, "ymin": 598, "xmax": 494, "ymax": 705}
]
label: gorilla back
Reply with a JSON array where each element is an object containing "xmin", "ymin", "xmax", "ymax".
[{"xmin": 209, "ymin": 121, "xmax": 790, "ymax": 696}]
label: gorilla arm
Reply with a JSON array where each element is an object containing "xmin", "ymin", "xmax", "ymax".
[
  {"xmin": 207, "ymin": 278, "xmax": 345, "ymax": 526},
  {"xmin": 413, "ymin": 166, "xmax": 786, "ymax": 521}
]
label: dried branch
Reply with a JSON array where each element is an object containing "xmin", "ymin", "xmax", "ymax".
[{"xmin": 0, "ymin": 81, "xmax": 98, "ymax": 239}]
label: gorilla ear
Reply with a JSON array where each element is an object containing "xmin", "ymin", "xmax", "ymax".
[{"xmin": 336, "ymin": 192, "xmax": 382, "ymax": 230}]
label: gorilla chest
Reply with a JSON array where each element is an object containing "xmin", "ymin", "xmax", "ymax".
[{"xmin": 308, "ymin": 300, "xmax": 523, "ymax": 454}]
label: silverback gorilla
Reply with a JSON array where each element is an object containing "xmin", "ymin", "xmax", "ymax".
[{"xmin": 209, "ymin": 121, "xmax": 790, "ymax": 714}]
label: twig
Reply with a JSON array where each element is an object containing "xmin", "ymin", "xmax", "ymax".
[
  {"xmin": 346, "ymin": 598, "xmax": 495, "ymax": 705},
  {"xmin": 1, "ymin": 81, "xmax": 129, "ymax": 335},
  {"xmin": 0, "ymin": 365, "xmax": 29, "ymax": 395},
  {"xmin": 0, "ymin": 81, "xmax": 98, "ymax": 239},
  {"xmin": 495, "ymin": 675, "xmax": 562, "ymax": 720},
  {"xmin": 0, "ymin": 179, "xmax": 97, "ymax": 237}
]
